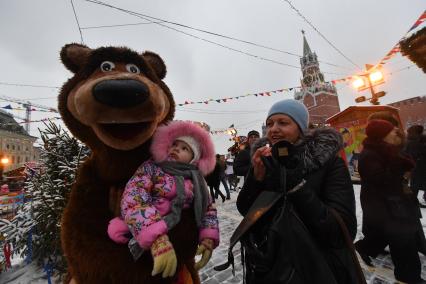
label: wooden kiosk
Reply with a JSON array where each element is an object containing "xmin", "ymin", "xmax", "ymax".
[{"xmin": 325, "ymin": 105, "xmax": 402, "ymax": 182}]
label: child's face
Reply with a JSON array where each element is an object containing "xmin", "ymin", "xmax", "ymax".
[{"xmin": 168, "ymin": 140, "xmax": 194, "ymax": 163}]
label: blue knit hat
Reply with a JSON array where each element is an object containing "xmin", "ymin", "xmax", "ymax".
[{"xmin": 267, "ymin": 99, "xmax": 309, "ymax": 131}]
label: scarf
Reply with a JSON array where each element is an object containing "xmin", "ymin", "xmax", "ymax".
[{"xmin": 158, "ymin": 161, "xmax": 209, "ymax": 229}]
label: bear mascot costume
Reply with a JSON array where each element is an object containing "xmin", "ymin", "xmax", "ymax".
[{"xmin": 58, "ymin": 43, "xmax": 201, "ymax": 283}]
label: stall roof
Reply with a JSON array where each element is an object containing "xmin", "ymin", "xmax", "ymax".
[{"xmin": 325, "ymin": 105, "xmax": 399, "ymax": 125}]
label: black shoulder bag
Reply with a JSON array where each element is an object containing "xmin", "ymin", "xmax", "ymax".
[{"xmin": 215, "ymin": 141, "xmax": 366, "ymax": 284}]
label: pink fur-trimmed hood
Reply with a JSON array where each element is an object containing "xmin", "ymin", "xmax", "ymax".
[{"xmin": 150, "ymin": 121, "xmax": 216, "ymax": 176}]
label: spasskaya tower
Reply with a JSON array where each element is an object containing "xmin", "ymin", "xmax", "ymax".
[{"xmin": 294, "ymin": 31, "xmax": 340, "ymax": 125}]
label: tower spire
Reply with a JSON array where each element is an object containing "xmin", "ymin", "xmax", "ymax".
[{"xmin": 302, "ymin": 30, "xmax": 312, "ymax": 56}]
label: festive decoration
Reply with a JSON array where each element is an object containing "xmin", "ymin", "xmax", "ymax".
[
  {"xmin": 176, "ymin": 88, "xmax": 292, "ymax": 106},
  {"xmin": 331, "ymin": 10, "xmax": 426, "ymax": 85},
  {"xmin": 400, "ymin": 26, "xmax": 426, "ymax": 73}
]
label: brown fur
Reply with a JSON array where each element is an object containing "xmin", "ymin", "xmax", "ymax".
[{"xmin": 59, "ymin": 43, "xmax": 199, "ymax": 283}]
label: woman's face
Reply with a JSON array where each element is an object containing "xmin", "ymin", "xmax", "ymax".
[
  {"xmin": 383, "ymin": 127, "xmax": 402, "ymax": 146},
  {"xmin": 266, "ymin": 114, "xmax": 300, "ymax": 145}
]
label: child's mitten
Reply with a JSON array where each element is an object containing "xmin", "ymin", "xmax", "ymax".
[
  {"xmin": 107, "ymin": 217, "xmax": 130, "ymax": 244},
  {"xmin": 151, "ymin": 234, "xmax": 177, "ymax": 278},
  {"xmin": 194, "ymin": 238, "xmax": 214, "ymax": 270}
]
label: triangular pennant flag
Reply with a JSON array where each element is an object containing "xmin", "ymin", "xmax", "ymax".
[
  {"xmin": 216, "ymin": 99, "xmax": 221, "ymax": 103},
  {"xmin": 3, "ymin": 104, "xmax": 12, "ymax": 109},
  {"xmin": 265, "ymin": 92, "xmax": 271, "ymax": 96},
  {"xmin": 222, "ymin": 99, "xmax": 227, "ymax": 102},
  {"xmin": 289, "ymin": 88, "xmax": 293, "ymax": 91}
]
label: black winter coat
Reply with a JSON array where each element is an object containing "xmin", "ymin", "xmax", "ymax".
[
  {"xmin": 359, "ymin": 139, "xmax": 418, "ymax": 235},
  {"xmin": 404, "ymin": 135, "xmax": 426, "ymax": 191},
  {"xmin": 237, "ymin": 128, "xmax": 357, "ymax": 284},
  {"xmin": 233, "ymin": 147, "xmax": 251, "ymax": 177},
  {"xmin": 205, "ymin": 161, "xmax": 221, "ymax": 187}
]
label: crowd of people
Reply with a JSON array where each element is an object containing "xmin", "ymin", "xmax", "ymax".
[
  {"xmin": 223, "ymin": 101, "xmax": 426, "ymax": 283},
  {"xmin": 106, "ymin": 98, "xmax": 426, "ymax": 284}
]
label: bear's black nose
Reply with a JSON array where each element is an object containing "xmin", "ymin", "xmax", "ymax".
[{"xmin": 93, "ymin": 79, "xmax": 149, "ymax": 108}]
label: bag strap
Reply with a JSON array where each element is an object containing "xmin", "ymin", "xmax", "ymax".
[
  {"xmin": 328, "ymin": 208, "xmax": 367, "ymax": 284},
  {"xmin": 214, "ymin": 190, "xmax": 283, "ymax": 273}
]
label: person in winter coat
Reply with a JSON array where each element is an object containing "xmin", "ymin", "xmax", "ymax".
[
  {"xmin": 107, "ymin": 121, "xmax": 219, "ymax": 281},
  {"xmin": 224, "ymin": 158, "xmax": 236, "ymax": 191},
  {"xmin": 218, "ymin": 155, "xmax": 231, "ymax": 199},
  {"xmin": 236, "ymin": 99, "xmax": 358, "ymax": 284},
  {"xmin": 355, "ymin": 119, "xmax": 425, "ymax": 283},
  {"xmin": 206, "ymin": 155, "xmax": 226, "ymax": 203},
  {"xmin": 233, "ymin": 130, "xmax": 260, "ymax": 177},
  {"xmin": 404, "ymin": 125, "xmax": 426, "ymax": 202}
]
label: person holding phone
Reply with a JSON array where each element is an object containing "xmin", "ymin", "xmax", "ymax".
[{"xmin": 236, "ymin": 99, "xmax": 358, "ymax": 284}]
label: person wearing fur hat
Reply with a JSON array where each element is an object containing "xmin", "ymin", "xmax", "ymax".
[
  {"xmin": 107, "ymin": 120, "xmax": 219, "ymax": 283},
  {"xmin": 355, "ymin": 119, "xmax": 426, "ymax": 283},
  {"xmin": 236, "ymin": 99, "xmax": 358, "ymax": 283}
]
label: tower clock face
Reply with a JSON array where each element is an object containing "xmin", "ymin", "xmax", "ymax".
[
  {"xmin": 304, "ymin": 75, "xmax": 313, "ymax": 85},
  {"xmin": 307, "ymin": 68, "xmax": 315, "ymax": 75}
]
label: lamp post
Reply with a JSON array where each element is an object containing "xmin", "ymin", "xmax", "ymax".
[
  {"xmin": 228, "ymin": 128, "xmax": 237, "ymax": 137},
  {"xmin": 353, "ymin": 64, "xmax": 386, "ymax": 105}
]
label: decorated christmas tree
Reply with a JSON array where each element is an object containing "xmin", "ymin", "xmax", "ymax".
[{"xmin": 0, "ymin": 120, "xmax": 89, "ymax": 274}]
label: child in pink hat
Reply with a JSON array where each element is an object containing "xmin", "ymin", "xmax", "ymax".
[{"xmin": 107, "ymin": 120, "xmax": 219, "ymax": 280}]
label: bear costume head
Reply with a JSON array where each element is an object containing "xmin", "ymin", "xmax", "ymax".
[
  {"xmin": 59, "ymin": 43, "xmax": 174, "ymax": 179},
  {"xmin": 59, "ymin": 44, "xmax": 200, "ymax": 283}
]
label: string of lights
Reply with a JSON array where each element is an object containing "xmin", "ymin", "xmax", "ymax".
[
  {"xmin": 0, "ymin": 61, "xmax": 415, "ymax": 106},
  {"xmin": 177, "ymin": 109, "xmax": 267, "ymax": 115}
]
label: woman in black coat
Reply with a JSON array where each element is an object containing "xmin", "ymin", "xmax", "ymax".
[
  {"xmin": 355, "ymin": 119, "xmax": 424, "ymax": 283},
  {"xmin": 236, "ymin": 99, "xmax": 358, "ymax": 284}
]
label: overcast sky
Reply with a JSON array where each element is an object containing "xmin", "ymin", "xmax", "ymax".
[{"xmin": 0, "ymin": 0, "xmax": 425, "ymax": 153}]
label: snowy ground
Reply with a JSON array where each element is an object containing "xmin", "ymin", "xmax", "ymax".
[{"xmin": 1, "ymin": 184, "xmax": 426, "ymax": 283}]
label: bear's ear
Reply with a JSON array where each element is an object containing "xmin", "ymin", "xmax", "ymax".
[
  {"xmin": 60, "ymin": 43, "xmax": 92, "ymax": 73},
  {"xmin": 142, "ymin": 51, "xmax": 167, "ymax": 79}
]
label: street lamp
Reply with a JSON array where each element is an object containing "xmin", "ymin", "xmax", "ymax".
[
  {"xmin": 227, "ymin": 127, "xmax": 238, "ymax": 142},
  {"xmin": 353, "ymin": 64, "xmax": 386, "ymax": 105},
  {"xmin": 0, "ymin": 156, "xmax": 9, "ymax": 181}
]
